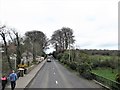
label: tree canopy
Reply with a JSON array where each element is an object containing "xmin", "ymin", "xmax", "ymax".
[
  {"xmin": 25, "ymin": 30, "xmax": 48, "ymax": 61},
  {"xmin": 51, "ymin": 27, "xmax": 75, "ymax": 52}
]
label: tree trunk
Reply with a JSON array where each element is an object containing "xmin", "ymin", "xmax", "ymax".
[
  {"xmin": 55, "ymin": 43, "xmax": 58, "ymax": 51},
  {"xmin": 32, "ymin": 43, "xmax": 36, "ymax": 62},
  {"xmin": 3, "ymin": 35, "xmax": 13, "ymax": 70},
  {"xmin": 16, "ymin": 33, "xmax": 21, "ymax": 68},
  {"xmin": 65, "ymin": 38, "xmax": 68, "ymax": 50}
]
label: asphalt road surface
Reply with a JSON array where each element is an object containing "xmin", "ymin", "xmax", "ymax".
[{"xmin": 28, "ymin": 59, "xmax": 103, "ymax": 88}]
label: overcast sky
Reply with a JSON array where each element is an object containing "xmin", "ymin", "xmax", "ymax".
[{"xmin": 0, "ymin": 0, "xmax": 119, "ymax": 52}]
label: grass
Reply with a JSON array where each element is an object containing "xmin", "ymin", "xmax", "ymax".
[
  {"xmin": 92, "ymin": 68, "xmax": 118, "ymax": 81},
  {"xmin": 90, "ymin": 55, "xmax": 112, "ymax": 61}
]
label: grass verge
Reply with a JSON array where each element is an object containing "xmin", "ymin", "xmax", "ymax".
[{"xmin": 92, "ymin": 68, "xmax": 117, "ymax": 81}]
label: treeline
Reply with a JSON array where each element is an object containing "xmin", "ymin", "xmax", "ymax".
[
  {"xmin": 0, "ymin": 25, "xmax": 75, "ymax": 75},
  {"xmin": 79, "ymin": 49, "xmax": 119, "ymax": 56},
  {"xmin": 0, "ymin": 25, "xmax": 48, "ymax": 74}
]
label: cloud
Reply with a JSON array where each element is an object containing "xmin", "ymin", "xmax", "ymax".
[
  {"xmin": 96, "ymin": 43, "xmax": 118, "ymax": 50},
  {"xmin": 98, "ymin": 43, "xmax": 118, "ymax": 47},
  {"xmin": 0, "ymin": 0, "xmax": 119, "ymax": 50},
  {"xmin": 79, "ymin": 42, "xmax": 93, "ymax": 47}
]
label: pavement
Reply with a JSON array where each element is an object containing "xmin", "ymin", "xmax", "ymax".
[
  {"xmin": 6, "ymin": 59, "xmax": 46, "ymax": 89},
  {"xmin": 27, "ymin": 59, "xmax": 103, "ymax": 88}
]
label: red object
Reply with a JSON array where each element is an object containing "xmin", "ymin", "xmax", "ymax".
[{"xmin": 1, "ymin": 77, "xmax": 7, "ymax": 80}]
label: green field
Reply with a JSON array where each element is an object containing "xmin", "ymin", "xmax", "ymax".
[
  {"xmin": 92, "ymin": 68, "xmax": 118, "ymax": 81},
  {"xmin": 89, "ymin": 55, "xmax": 117, "ymax": 61}
]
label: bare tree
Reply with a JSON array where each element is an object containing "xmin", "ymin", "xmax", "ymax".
[
  {"xmin": 12, "ymin": 29, "xmax": 22, "ymax": 67},
  {"xmin": 61, "ymin": 27, "xmax": 75, "ymax": 50},
  {"xmin": 7, "ymin": 28, "xmax": 23, "ymax": 68},
  {"xmin": 0, "ymin": 25, "xmax": 13, "ymax": 70}
]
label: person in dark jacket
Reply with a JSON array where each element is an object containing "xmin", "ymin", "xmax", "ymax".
[{"xmin": 1, "ymin": 75, "xmax": 7, "ymax": 90}]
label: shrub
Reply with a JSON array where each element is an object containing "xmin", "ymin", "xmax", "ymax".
[
  {"xmin": 92, "ymin": 60, "xmax": 112, "ymax": 69},
  {"xmin": 78, "ymin": 63, "xmax": 91, "ymax": 74},
  {"xmin": 116, "ymin": 73, "xmax": 120, "ymax": 83},
  {"xmin": 62, "ymin": 52, "xmax": 69, "ymax": 60},
  {"xmin": 81, "ymin": 71, "xmax": 93, "ymax": 80},
  {"xmin": 69, "ymin": 62, "xmax": 78, "ymax": 70},
  {"xmin": 66, "ymin": 61, "xmax": 71, "ymax": 66},
  {"xmin": 60, "ymin": 60, "xmax": 63, "ymax": 63},
  {"xmin": 57, "ymin": 53, "xmax": 63, "ymax": 60},
  {"xmin": 101, "ymin": 60, "xmax": 112, "ymax": 67},
  {"xmin": 78, "ymin": 62, "xmax": 92, "ymax": 80},
  {"xmin": 63, "ymin": 60, "xmax": 67, "ymax": 64},
  {"xmin": 92, "ymin": 61, "xmax": 99, "ymax": 68}
]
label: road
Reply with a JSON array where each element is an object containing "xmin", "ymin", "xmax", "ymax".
[{"xmin": 28, "ymin": 59, "xmax": 103, "ymax": 88}]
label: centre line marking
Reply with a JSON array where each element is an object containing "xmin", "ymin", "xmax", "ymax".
[
  {"xmin": 56, "ymin": 81, "xmax": 58, "ymax": 84},
  {"xmin": 54, "ymin": 72, "xmax": 55, "ymax": 75}
]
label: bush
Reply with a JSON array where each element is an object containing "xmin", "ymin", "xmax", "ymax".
[
  {"xmin": 60, "ymin": 60, "xmax": 69, "ymax": 65},
  {"xmin": 100, "ymin": 60, "xmax": 111, "ymax": 67},
  {"xmin": 92, "ymin": 61, "xmax": 99, "ymax": 68},
  {"xmin": 116, "ymin": 73, "xmax": 120, "ymax": 83},
  {"xmin": 81, "ymin": 71, "xmax": 93, "ymax": 80},
  {"xmin": 78, "ymin": 63, "xmax": 91, "ymax": 74},
  {"xmin": 60, "ymin": 60, "xmax": 64, "ymax": 63},
  {"xmin": 78, "ymin": 62, "xmax": 92, "ymax": 80},
  {"xmin": 92, "ymin": 60, "xmax": 112, "ymax": 69},
  {"xmin": 63, "ymin": 60, "xmax": 67, "ymax": 64},
  {"xmin": 57, "ymin": 53, "xmax": 63, "ymax": 60},
  {"xmin": 66, "ymin": 61, "xmax": 71, "ymax": 66},
  {"xmin": 69, "ymin": 62, "xmax": 78, "ymax": 70},
  {"xmin": 62, "ymin": 52, "xmax": 69, "ymax": 60}
]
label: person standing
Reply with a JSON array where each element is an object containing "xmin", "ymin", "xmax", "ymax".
[
  {"xmin": 1, "ymin": 75, "xmax": 7, "ymax": 90},
  {"xmin": 9, "ymin": 70, "xmax": 17, "ymax": 90}
]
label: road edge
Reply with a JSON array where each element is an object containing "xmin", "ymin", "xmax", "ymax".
[
  {"xmin": 93, "ymin": 80, "xmax": 111, "ymax": 90},
  {"xmin": 25, "ymin": 60, "xmax": 46, "ymax": 88}
]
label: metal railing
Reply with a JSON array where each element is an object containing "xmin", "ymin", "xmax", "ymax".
[{"xmin": 91, "ymin": 72, "xmax": 120, "ymax": 90}]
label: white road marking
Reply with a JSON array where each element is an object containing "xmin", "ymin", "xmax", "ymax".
[
  {"xmin": 56, "ymin": 81, "xmax": 58, "ymax": 84},
  {"xmin": 54, "ymin": 72, "xmax": 55, "ymax": 75}
]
